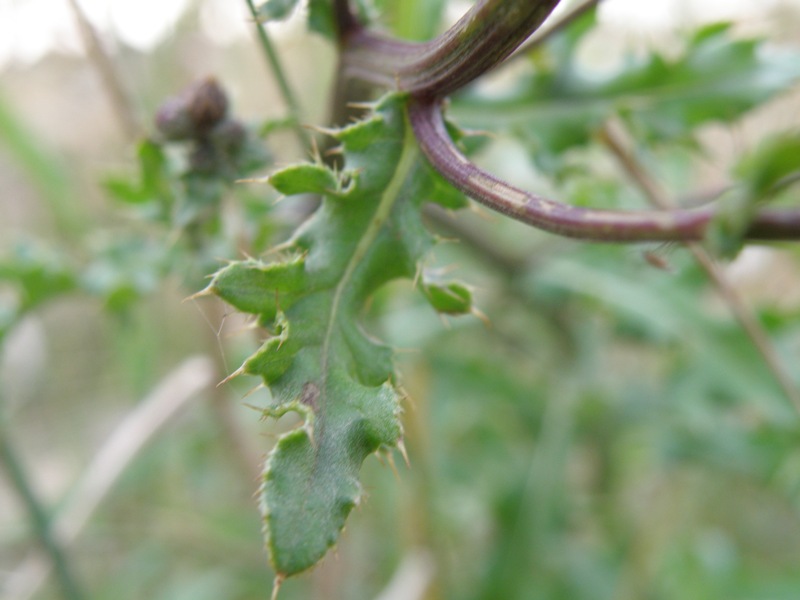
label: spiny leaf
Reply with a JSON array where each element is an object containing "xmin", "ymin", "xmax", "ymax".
[
  {"xmin": 207, "ymin": 93, "xmax": 464, "ymax": 576},
  {"xmin": 269, "ymin": 163, "xmax": 342, "ymax": 196},
  {"xmin": 421, "ymin": 277, "xmax": 474, "ymax": 315}
]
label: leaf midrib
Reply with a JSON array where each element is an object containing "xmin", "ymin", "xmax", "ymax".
[{"xmin": 319, "ymin": 115, "xmax": 418, "ymax": 398}]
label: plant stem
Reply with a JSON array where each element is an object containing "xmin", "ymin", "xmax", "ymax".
[
  {"xmin": 66, "ymin": 0, "xmax": 141, "ymax": 140},
  {"xmin": 0, "ymin": 426, "xmax": 86, "ymax": 600},
  {"xmin": 5, "ymin": 357, "xmax": 214, "ymax": 600},
  {"xmin": 344, "ymin": 0, "xmax": 561, "ymax": 97},
  {"xmin": 408, "ymin": 98, "xmax": 800, "ymax": 242},
  {"xmin": 598, "ymin": 122, "xmax": 800, "ymax": 412},
  {"xmin": 511, "ymin": 0, "xmax": 602, "ymax": 58},
  {"xmin": 243, "ymin": 0, "xmax": 309, "ymax": 151}
]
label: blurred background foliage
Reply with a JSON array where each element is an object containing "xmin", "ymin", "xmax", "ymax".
[{"xmin": 2, "ymin": 0, "xmax": 800, "ymax": 599}]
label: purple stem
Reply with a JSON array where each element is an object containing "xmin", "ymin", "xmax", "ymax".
[
  {"xmin": 343, "ymin": 0, "xmax": 561, "ymax": 97},
  {"xmin": 409, "ymin": 98, "xmax": 800, "ymax": 242}
]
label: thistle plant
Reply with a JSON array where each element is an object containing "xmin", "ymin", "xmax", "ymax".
[{"xmin": 199, "ymin": 0, "xmax": 800, "ymax": 588}]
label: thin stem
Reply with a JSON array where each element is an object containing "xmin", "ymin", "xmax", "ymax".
[
  {"xmin": 6, "ymin": 357, "xmax": 215, "ymax": 600},
  {"xmin": 333, "ymin": 0, "xmax": 360, "ymax": 40},
  {"xmin": 344, "ymin": 0, "xmax": 561, "ymax": 97},
  {"xmin": 0, "ymin": 425, "xmax": 86, "ymax": 600},
  {"xmin": 408, "ymin": 98, "xmax": 800, "ymax": 242},
  {"xmin": 243, "ymin": 0, "xmax": 309, "ymax": 151},
  {"xmin": 510, "ymin": 0, "xmax": 602, "ymax": 58},
  {"xmin": 599, "ymin": 123, "xmax": 800, "ymax": 413},
  {"xmin": 66, "ymin": 0, "xmax": 141, "ymax": 140}
]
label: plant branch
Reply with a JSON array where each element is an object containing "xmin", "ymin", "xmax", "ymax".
[
  {"xmin": 243, "ymin": 0, "xmax": 309, "ymax": 151},
  {"xmin": 333, "ymin": 0, "xmax": 360, "ymax": 41},
  {"xmin": 66, "ymin": 0, "xmax": 141, "ymax": 140},
  {"xmin": 0, "ymin": 423, "xmax": 86, "ymax": 600},
  {"xmin": 343, "ymin": 0, "xmax": 561, "ymax": 97},
  {"xmin": 511, "ymin": 0, "xmax": 602, "ymax": 58},
  {"xmin": 408, "ymin": 98, "xmax": 800, "ymax": 242},
  {"xmin": 598, "ymin": 123, "xmax": 800, "ymax": 412}
]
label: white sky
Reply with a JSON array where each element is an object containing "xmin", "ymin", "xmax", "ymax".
[{"xmin": 0, "ymin": 0, "xmax": 797, "ymax": 70}]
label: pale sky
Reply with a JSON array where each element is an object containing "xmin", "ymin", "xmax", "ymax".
[{"xmin": 0, "ymin": 0, "xmax": 797, "ymax": 70}]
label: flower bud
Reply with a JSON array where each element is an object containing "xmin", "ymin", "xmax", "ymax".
[
  {"xmin": 187, "ymin": 77, "xmax": 229, "ymax": 131},
  {"xmin": 210, "ymin": 118, "xmax": 246, "ymax": 154},
  {"xmin": 155, "ymin": 97, "xmax": 195, "ymax": 141}
]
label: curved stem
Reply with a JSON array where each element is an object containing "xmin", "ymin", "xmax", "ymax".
[
  {"xmin": 344, "ymin": 0, "xmax": 561, "ymax": 97},
  {"xmin": 408, "ymin": 98, "xmax": 800, "ymax": 242},
  {"xmin": 0, "ymin": 425, "xmax": 86, "ymax": 600},
  {"xmin": 599, "ymin": 123, "xmax": 800, "ymax": 411},
  {"xmin": 243, "ymin": 0, "xmax": 309, "ymax": 151}
]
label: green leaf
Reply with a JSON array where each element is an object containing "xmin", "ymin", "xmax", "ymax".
[
  {"xmin": 207, "ymin": 94, "xmax": 462, "ymax": 576},
  {"xmin": 736, "ymin": 133, "xmax": 800, "ymax": 197},
  {"xmin": 81, "ymin": 237, "xmax": 168, "ymax": 313},
  {"xmin": 0, "ymin": 241, "xmax": 77, "ymax": 313},
  {"xmin": 103, "ymin": 139, "xmax": 175, "ymax": 217},
  {"xmin": 0, "ymin": 240, "xmax": 78, "ymax": 340},
  {"xmin": 308, "ymin": 0, "xmax": 335, "ymax": 38},
  {"xmin": 387, "ymin": 0, "xmax": 447, "ymax": 41},
  {"xmin": 256, "ymin": 0, "xmax": 299, "ymax": 21},
  {"xmin": 453, "ymin": 14, "xmax": 800, "ymax": 173},
  {"xmin": 421, "ymin": 277, "xmax": 473, "ymax": 315},
  {"xmin": 269, "ymin": 163, "xmax": 342, "ymax": 196},
  {"xmin": 707, "ymin": 132, "xmax": 800, "ymax": 258}
]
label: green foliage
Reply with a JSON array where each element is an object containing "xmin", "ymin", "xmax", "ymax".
[
  {"xmin": 708, "ymin": 132, "xmax": 800, "ymax": 257},
  {"xmin": 0, "ymin": 241, "xmax": 77, "ymax": 340},
  {"xmin": 2, "ymin": 2, "xmax": 800, "ymax": 598},
  {"xmin": 454, "ymin": 11, "xmax": 800, "ymax": 175},
  {"xmin": 420, "ymin": 277, "xmax": 473, "ymax": 315},
  {"xmin": 256, "ymin": 0, "xmax": 298, "ymax": 21},
  {"xmin": 255, "ymin": 0, "xmax": 336, "ymax": 38},
  {"xmin": 207, "ymin": 94, "xmax": 468, "ymax": 575}
]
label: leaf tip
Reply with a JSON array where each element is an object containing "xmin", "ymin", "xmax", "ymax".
[{"xmin": 182, "ymin": 285, "xmax": 214, "ymax": 303}]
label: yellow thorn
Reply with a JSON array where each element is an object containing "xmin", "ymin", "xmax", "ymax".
[
  {"xmin": 386, "ymin": 451, "xmax": 401, "ymax": 480},
  {"xmin": 397, "ymin": 439, "xmax": 410, "ymax": 468},
  {"xmin": 472, "ymin": 306, "xmax": 491, "ymax": 329},
  {"xmin": 217, "ymin": 364, "xmax": 245, "ymax": 387},
  {"xmin": 235, "ymin": 176, "xmax": 271, "ymax": 184},
  {"xmin": 271, "ymin": 575, "xmax": 284, "ymax": 600},
  {"xmin": 242, "ymin": 382, "xmax": 266, "ymax": 400},
  {"xmin": 305, "ymin": 124, "xmax": 340, "ymax": 137},
  {"xmin": 182, "ymin": 286, "xmax": 213, "ymax": 303}
]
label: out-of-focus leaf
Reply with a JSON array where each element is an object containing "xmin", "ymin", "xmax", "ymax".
[
  {"xmin": 736, "ymin": 133, "xmax": 800, "ymax": 197},
  {"xmin": 0, "ymin": 241, "xmax": 77, "ymax": 313},
  {"xmin": 308, "ymin": 0, "xmax": 335, "ymax": 38},
  {"xmin": 387, "ymin": 0, "xmax": 447, "ymax": 40},
  {"xmin": 255, "ymin": 0, "xmax": 299, "ymax": 21},
  {"xmin": 81, "ymin": 237, "xmax": 169, "ymax": 314},
  {"xmin": 707, "ymin": 133, "xmax": 800, "ymax": 257},
  {"xmin": 103, "ymin": 139, "xmax": 175, "ymax": 219},
  {"xmin": 421, "ymin": 277, "xmax": 473, "ymax": 315},
  {"xmin": 453, "ymin": 14, "xmax": 800, "ymax": 173}
]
